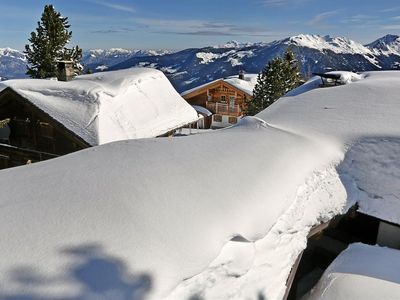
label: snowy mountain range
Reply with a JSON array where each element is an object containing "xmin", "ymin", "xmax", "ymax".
[
  {"xmin": 0, "ymin": 47, "xmax": 173, "ymax": 80},
  {"xmin": 82, "ymin": 48, "xmax": 174, "ymax": 72},
  {"xmin": 110, "ymin": 34, "xmax": 400, "ymax": 92},
  {"xmin": 0, "ymin": 47, "xmax": 27, "ymax": 80},
  {"xmin": 1, "ymin": 34, "xmax": 400, "ymax": 92}
]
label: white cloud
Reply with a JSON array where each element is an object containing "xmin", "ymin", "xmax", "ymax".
[
  {"xmin": 132, "ymin": 18, "xmax": 281, "ymax": 37},
  {"xmin": 381, "ymin": 6, "xmax": 400, "ymax": 13},
  {"xmin": 261, "ymin": 0, "xmax": 312, "ymax": 7},
  {"xmin": 306, "ymin": 10, "xmax": 340, "ymax": 26},
  {"xmin": 88, "ymin": 0, "xmax": 135, "ymax": 13}
]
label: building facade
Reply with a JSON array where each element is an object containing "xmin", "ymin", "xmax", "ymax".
[
  {"xmin": 181, "ymin": 73, "xmax": 257, "ymax": 128},
  {"xmin": 0, "ymin": 88, "xmax": 89, "ymax": 169}
]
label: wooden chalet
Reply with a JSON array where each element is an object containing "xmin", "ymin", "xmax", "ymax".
[
  {"xmin": 0, "ymin": 87, "xmax": 89, "ymax": 169},
  {"xmin": 181, "ymin": 72, "xmax": 257, "ymax": 128},
  {"xmin": 0, "ymin": 66, "xmax": 199, "ymax": 170}
]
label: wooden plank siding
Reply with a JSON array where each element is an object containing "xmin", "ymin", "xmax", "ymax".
[
  {"xmin": 183, "ymin": 80, "xmax": 252, "ymax": 118},
  {"xmin": 0, "ymin": 87, "xmax": 90, "ymax": 169}
]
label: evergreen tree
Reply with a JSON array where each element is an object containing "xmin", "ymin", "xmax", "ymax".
[
  {"xmin": 25, "ymin": 5, "xmax": 82, "ymax": 79},
  {"xmin": 246, "ymin": 48, "xmax": 301, "ymax": 115}
]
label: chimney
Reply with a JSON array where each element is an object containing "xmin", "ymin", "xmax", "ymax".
[
  {"xmin": 57, "ymin": 61, "xmax": 75, "ymax": 81},
  {"xmin": 238, "ymin": 69, "xmax": 245, "ymax": 80}
]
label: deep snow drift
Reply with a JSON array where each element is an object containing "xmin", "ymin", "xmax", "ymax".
[
  {"xmin": 0, "ymin": 71, "xmax": 399, "ymax": 299},
  {"xmin": 0, "ymin": 68, "xmax": 199, "ymax": 145},
  {"xmin": 307, "ymin": 243, "xmax": 400, "ymax": 300}
]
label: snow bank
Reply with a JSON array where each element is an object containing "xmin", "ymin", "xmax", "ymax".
[
  {"xmin": 327, "ymin": 71, "xmax": 364, "ymax": 84},
  {"xmin": 338, "ymin": 138, "xmax": 400, "ymax": 225},
  {"xmin": 0, "ymin": 117, "xmax": 341, "ymax": 299},
  {"xmin": 0, "ymin": 68, "xmax": 198, "ymax": 145},
  {"xmin": 307, "ymin": 243, "xmax": 400, "ymax": 300},
  {"xmin": 0, "ymin": 71, "xmax": 400, "ymax": 299},
  {"xmin": 259, "ymin": 71, "xmax": 400, "ymax": 142}
]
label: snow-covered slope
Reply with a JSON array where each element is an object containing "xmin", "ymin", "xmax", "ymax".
[
  {"xmin": 307, "ymin": 243, "xmax": 400, "ymax": 300},
  {"xmin": 0, "ymin": 68, "xmax": 198, "ymax": 145},
  {"xmin": 2, "ymin": 33, "xmax": 400, "ymax": 87},
  {"xmin": 82, "ymin": 48, "xmax": 173, "ymax": 72},
  {"xmin": 0, "ymin": 47, "xmax": 27, "ymax": 79},
  {"xmin": 0, "ymin": 47, "xmax": 173, "ymax": 79},
  {"xmin": 0, "ymin": 71, "xmax": 400, "ymax": 300},
  {"xmin": 110, "ymin": 34, "xmax": 400, "ymax": 92},
  {"xmin": 367, "ymin": 34, "xmax": 400, "ymax": 56}
]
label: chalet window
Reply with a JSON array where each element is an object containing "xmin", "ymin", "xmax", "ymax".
[
  {"xmin": 229, "ymin": 97, "xmax": 236, "ymax": 108},
  {"xmin": 0, "ymin": 154, "xmax": 9, "ymax": 169},
  {"xmin": 37, "ymin": 121, "xmax": 55, "ymax": 153},
  {"xmin": 13, "ymin": 118, "xmax": 31, "ymax": 137},
  {"xmin": 228, "ymin": 117, "xmax": 237, "ymax": 124},
  {"xmin": 220, "ymin": 95, "xmax": 226, "ymax": 103},
  {"xmin": 0, "ymin": 118, "xmax": 10, "ymax": 144},
  {"xmin": 38, "ymin": 122, "xmax": 54, "ymax": 139},
  {"xmin": 213, "ymin": 115, "xmax": 222, "ymax": 122}
]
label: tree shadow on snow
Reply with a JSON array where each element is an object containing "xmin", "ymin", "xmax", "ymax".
[{"xmin": 0, "ymin": 243, "xmax": 152, "ymax": 300}]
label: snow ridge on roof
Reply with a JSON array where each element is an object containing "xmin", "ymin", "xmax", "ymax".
[
  {"xmin": 0, "ymin": 68, "xmax": 199, "ymax": 145},
  {"xmin": 181, "ymin": 73, "xmax": 258, "ymax": 97}
]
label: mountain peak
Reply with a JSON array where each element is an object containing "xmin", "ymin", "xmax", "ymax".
[
  {"xmin": 367, "ymin": 34, "xmax": 400, "ymax": 47},
  {"xmin": 214, "ymin": 40, "xmax": 243, "ymax": 49},
  {"xmin": 366, "ymin": 34, "xmax": 400, "ymax": 55}
]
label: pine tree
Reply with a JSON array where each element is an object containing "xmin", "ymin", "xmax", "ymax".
[
  {"xmin": 246, "ymin": 48, "xmax": 301, "ymax": 115},
  {"xmin": 25, "ymin": 5, "xmax": 82, "ymax": 79}
]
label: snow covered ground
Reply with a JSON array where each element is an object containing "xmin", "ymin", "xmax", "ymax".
[
  {"xmin": 0, "ymin": 71, "xmax": 399, "ymax": 299},
  {"xmin": 306, "ymin": 243, "xmax": 400, "ymax": 300},
  {"xmin": 0, "ymin": 68, "xmax": 199, "ymax": 145}
]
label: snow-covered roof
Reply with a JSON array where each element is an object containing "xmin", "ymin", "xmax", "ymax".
[
  {"xmin": 0, "ymin": 68, "xmax": 199, "ymax": 145},
  {"xmin": 181, "ymin": 73, "xmax": 258, "ymax": 97},
  {"xmin": 307, "ymin": 243, "xmax": 400, "ymax": 300},
  {"xmin": 191, "ymin": 105, "xmax": 212, "ymax": 116},
  {"xmin": 0, "ymin": 71, "xmax": 399, "ymax": 299}
]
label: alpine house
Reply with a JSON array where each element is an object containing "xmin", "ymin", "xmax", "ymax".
[{"xmin": 0, "ymin": 67, "xmax": 199, "ymax": 169}]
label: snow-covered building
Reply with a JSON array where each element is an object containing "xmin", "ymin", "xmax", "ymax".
[
  {"xmin": 0, "ymin": 71, "xmax": 399, "ymax": 299},
  {"xmin": 181, "ymin": 72, "xmax": 257, "ymax": 128},
  {"xmin": 0, "ymin": 68, "xmax": 198, "ymax": 169},
  {"xmin": 306, "ymin": 243, "xmax": 400, "ymax": 300}
]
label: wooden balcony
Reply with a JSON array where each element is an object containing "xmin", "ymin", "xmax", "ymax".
[
  {"xmin": 206, "ymin": 101, "xmax": 242, "ymax": 117},
  {"xmin": 0, "ymin": 143, "xmax": 59, "ymax": 169}
]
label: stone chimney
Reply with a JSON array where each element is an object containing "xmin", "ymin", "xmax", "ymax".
[
  {"xmin": 238, "ymin": 69, "xmax": 245, "ymax": 80},
  {"xmin": 57, "ymin": 61, "xmax": 75, "ymax": 81}
]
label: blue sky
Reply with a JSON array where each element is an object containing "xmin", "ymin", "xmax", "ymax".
[{"xmin": 0, "ymin": 0, "xmax": 400, "ymax": 50}]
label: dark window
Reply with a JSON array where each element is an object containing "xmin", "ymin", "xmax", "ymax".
[
  {"xmin": 213, "ymin": 115, "xmax": 222, "ymax": 122},
  {"xmin": 228, "ymin": 117, "xmax": 237, "ymax": 124},
  {"xmin": 0, "ymin": 154, "xmax": 9, "ymax": 169},
  {"xmin": 13, "ymin": 119, "xmax": 31, "ymax": 137},
  {"xmin": 38, "ymin": 122, "xmax": 54, "ymax": 139}
]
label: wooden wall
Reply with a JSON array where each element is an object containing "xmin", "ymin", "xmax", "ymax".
[{"xmin": 0, "ymin": 89, "xmax": 89, "ymax": 169}]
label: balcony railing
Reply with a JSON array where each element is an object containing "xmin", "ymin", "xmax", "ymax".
[{"xmin": 206, "ymin": 101, "xmax": 242, "ymax": 116}]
